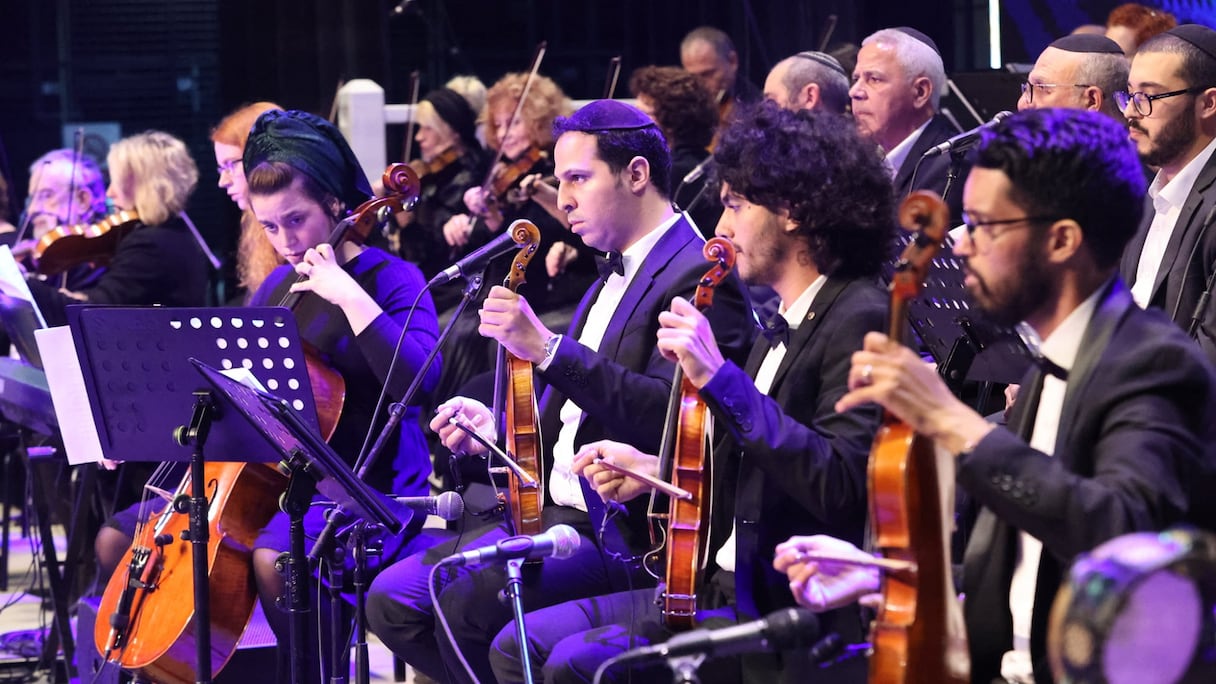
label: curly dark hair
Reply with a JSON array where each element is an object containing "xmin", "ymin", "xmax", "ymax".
[
  {"xmin": 629, "ymin": 65, "xmax": 718, "ymax": 150},
  {"xmin": 713, "ymin": 101, "xmax": 895, "ymax": 279},
  {"xmin": 974, "ymin": 108, "xmax": 1145, "ymax": 269}
]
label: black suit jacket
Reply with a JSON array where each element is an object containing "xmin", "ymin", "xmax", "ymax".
[
  {"xmin": 959, "ymin": 279, "xmax": 1216, "ymax": 683},
  {"xmin": 537, "ymin": 215, "xmax": 754, "ymax": 550},
  {"xmin": 893, "ymin": 113, "xmax": 966, "ymax": 224},
  {"xmin": 1119, "ymin": 153, "xmax": 1216, "ymax": 364},
  {"xmin": 698, "ymin": 276, "xmax": 886, "ymax": 683}
]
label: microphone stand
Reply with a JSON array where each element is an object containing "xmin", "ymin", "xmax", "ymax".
[
  {"xmin": 503, "ymin": 557, "xmax": 537, "ymax": 684},
  {"xmin": 942, "ymin": 147, "xmax": 966, "ymax": 209}
]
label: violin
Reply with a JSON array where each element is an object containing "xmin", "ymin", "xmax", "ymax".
[
  {"xmin": 491, "ymin": 220, "xmax": 544, "ymax": 537},
  {"xmin": 649, "ymin": 237, "xmax": 735, "ymax": 630},
  {"xmin": 866, "ymin": 191, "xmax": 968, "ymax": 684},
  {"xmin": 32, "ymin": 209, "xmax": 141, "ymax": 276},
  {"xmin": 489, "ymin": 146, "xmax": 545, "ymax": 202},
  {"xmin": 408, "ymin": 147, "xmax": 461, "ymax": 183}
]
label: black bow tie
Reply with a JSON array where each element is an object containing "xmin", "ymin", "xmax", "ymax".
[
  {"xmin": 595, "ymin": 251, "xmax": 625, "ymax": 282},
  {"xmin": 760, "ymin": 314, "xmax": 790, "ymax": 348},
  {"xmin": 1033, "ymin": 353, "xmax": 1069, "ymax": 381}
]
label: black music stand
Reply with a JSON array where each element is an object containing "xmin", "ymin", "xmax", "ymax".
[
  {"xmin": 884, "ymin": 234, "xmax": 1033, "ymax": 392},
  {"xmin": 66, "ymin": 306, "xmax": 318, "ymax": 684},
  {"xmin": 190, "ymin": 358, "xmax": 411, "ymax": 684},
  {"xmin": 0, "ymin": 292, "xmax": 45, "ymax": 368}
]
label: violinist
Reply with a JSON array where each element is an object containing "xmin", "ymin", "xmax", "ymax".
[
  {"xmin": 366, "ymin": 100, "xmax": 753, "ymax": 684},
  {"xmin": 241, "ymin": 109, "xmax": 441, "ymax": 683},
  {"xmin": 435, "ymin": 71, "xmax": 597, "ymax": 403},
  {"xmin": 25, "ymin": 131, "xmax": 210, "ymax": 328},
  {"xmin": 775, "ymin": 109, "xmax": 1216, "ymax": 684},
  {"xmin": 14, "ymin": 148, "xmax": 109, "ymax": 292},
  {"xmin": 489, "ymin": 103, "xmax": 891, "ymax": 684},
  {"xmin": 396, "ymin": 87, "xmax": 489, "ymax": 301},
  {"xmin": 679, "ymin": 26, "xmax": 762, "ymax": 144},
  {"xmin": 211, "ymin": 101, "xmax": 285, "ymax": 303}
]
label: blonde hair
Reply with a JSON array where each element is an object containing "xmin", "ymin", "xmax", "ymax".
[
  {"xmin": 107, "ymin": 131, "xmax": 198, "ymax": 226},
  {"xmin": 483, "ymin": 72, "xmax": 571, "ymax": 151},
  {"xmin": 445, "ymin": 75, "xmax": 488, "ymax": 117},
  {"xmin": 211, "ymin": 101, "xmax": 285, "ymax": 294},
  {"xmin": 415, "ymin": 100, "xmax": 457, "ymax": 141}
]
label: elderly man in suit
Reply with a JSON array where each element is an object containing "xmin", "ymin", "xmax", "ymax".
[
  {"xmin": 488, "ymin": 102, "xmax": 895, "ymax": 684},
  {"xmin": 777, "ymin": 107, "xmax": 1216, "ymax": 684},
  {"xmin": 364, "ymin": 100, "xmax": 753, "ymax": 684},
  {"xmin": 850, "ymin": 26, "xmax": 966, "ymax": 222}
]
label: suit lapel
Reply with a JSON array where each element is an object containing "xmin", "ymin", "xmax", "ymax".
[
  {"xmin": 893, "ymin": 115, "xmax": 957, "ymax": 193},
  {"xmin": 1148, "ymin": 158, "xmax": 1216, "ymax": 302},
  {"xmin": 767, "ymin": 278, "xmax": 849, "ymax": 394},
  {"xmin": 1121, "ymin": 195, "xmax": 1154, "ymax": 286}
]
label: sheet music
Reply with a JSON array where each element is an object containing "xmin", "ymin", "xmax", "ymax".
[
  {"xmin": 0, "ymin": 246, "xmax": 48, "ymax": 329},
  {"xmin": 35, "ymin": 325, "xmax": 104, "ymax": 464}
]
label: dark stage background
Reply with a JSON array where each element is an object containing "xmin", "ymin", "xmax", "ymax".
[{"xmin": 0, "ymin": 0, "xmax": 1210, "ymax": 275}]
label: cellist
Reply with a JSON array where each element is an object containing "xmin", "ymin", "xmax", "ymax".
[
  {"xmin": 775, "ymin": 109, "xmax": 1216, "ymax": 684},
  {"xmin": 241, "ymin": 109, "xmax": 442, "ymax": 683},
  {"xmin": 365, "ymin": 100, "xmax": 753, "ymax": 684},
  {"xmin": 490, "ymin": 102, "xmax": 892, "ymax": 684}
]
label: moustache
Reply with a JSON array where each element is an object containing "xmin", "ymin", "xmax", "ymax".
[{"xmin": 1129, "ymin": 121, "xmax": 1148, "ymax": 136}]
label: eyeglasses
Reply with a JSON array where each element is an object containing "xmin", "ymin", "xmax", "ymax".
[
  {"xmin": 216, "ymin": 158, "xmax": 243, "ymax": 176},
  {"xmin": 961, "ymin": 213, "xmax": 1057, "ymax": 243},
  {"xmin": 1114, "ymin": 87, "xmax": 1205, "ymax": 116},
  {"xmin": 1019, "ymin": 81, "xmax": 1089, "ymax": 104}
]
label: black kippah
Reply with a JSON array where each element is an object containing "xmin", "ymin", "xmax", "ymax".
[
  {"xmin": 1048, "ymin": 33, "xmax": 1125, "ymax": 55},
  {"xmin": 795, "ymin": 51, "xmax": 847, "ymax": 77},
  {"xmin": 559, "ymin": 99, "xmax": 657, "ymax": 132},
  {"xmin": 895, "ymin": 26, "xmax": 941, "ymax": 56},
  {"xmin": 243, "ymin": 109, "xmax": 373, "ymax": 211},
  {"xmin": 1166, "ymin": 24, "xmax": 1216, "ymax": 63},
  {"xmin": 423, "ymin": 88, "xmax": 480, "ymax": 152}
]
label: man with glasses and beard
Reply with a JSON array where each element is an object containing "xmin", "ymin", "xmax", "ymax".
[
  {"xmin": 1118, "ymin": 24, "xmax": 1216, "ymax": 362},
  {"xmin": 775, "ymin": 107, "xmax": 1216, "ymax": 684}
]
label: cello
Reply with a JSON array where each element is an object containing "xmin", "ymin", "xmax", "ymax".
[
  {"xmin": 650, "ymin": 237, "xmax": 735, "ymax": 630},
  {"xmin": 93, "ymin": 164, "xmax": 422, "ymax": 683},
  {"xmin": 491, "ymin": 220, "xmax": 544, "ymax": 536},
  {"xmin": 866, "ymin": 191, "xmax": 969, "ymax": 683}
]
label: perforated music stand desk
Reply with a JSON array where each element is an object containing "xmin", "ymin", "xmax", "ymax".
[{"xmin": 66, "ymin": 306, "xmax": 319, "ymax": 463}]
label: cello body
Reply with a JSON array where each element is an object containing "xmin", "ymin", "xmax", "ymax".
[{"xmin": 94, "ymin": 462, "xmax": 287, "ymax": 683}]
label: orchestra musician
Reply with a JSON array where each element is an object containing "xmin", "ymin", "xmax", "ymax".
[
  {"xmin": 25, "ymin": 131, "xmax": 211, "ymax": 328},
  {"xmin": 210, "ymin": 100, "xmax": 285, "ymax": 303},
  {"xmin": 679, "ymin": 26, "xmax": 762, "ymax": 144},
  {"xmin": 396, "ymin": 86, "xmax": 490, "ymax": 306},
  {"xmin": 775, "ymin": 108, "xmax": 1216, "ymax": 684},
  {"xmin": 364, "ymin": 100, "xmax": 754, "ymax": 684},
  {"xmin": 240, "ymin": 109, "xmax": 442, "ymax": 683},
  {"xmin": 435, "ymin": 71, "xmax": 597, "ymax": 405},
  {"xmin": 490, "ymin": 102, "xmax": 893, "ymax": 684}
]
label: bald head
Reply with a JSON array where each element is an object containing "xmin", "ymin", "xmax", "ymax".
[{"xmin": 764, "ymin": 52, "xmax": 850, "ymax": 114}]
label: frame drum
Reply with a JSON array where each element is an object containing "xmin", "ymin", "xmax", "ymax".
[{"xmin": 1048, "ymin": 527, "xmax": 1216, "ymax": 684}]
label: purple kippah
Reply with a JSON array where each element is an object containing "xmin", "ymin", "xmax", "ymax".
[
  {"xmin": 1047, "ymin": 34, "xmax": 1125, "ymax": 55},
  {"xmin": 559, "ymin": 99, "xmax": 657, "ymax": 132},
  {"xmin": 895, "ymin": 26, "xmax": 940, "ymax": 56},
  {"xmin": 1166, "ymin": 24, "xmax": 1216, "ymax": 62}
]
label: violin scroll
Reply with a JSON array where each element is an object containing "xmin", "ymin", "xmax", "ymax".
[{"xmin": 692, "ymin": 237, "xmax": 736, "ymax": 310}]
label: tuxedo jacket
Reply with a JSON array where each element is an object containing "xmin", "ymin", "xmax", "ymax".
[
  {"xmin": 893, "ymin": 113, "xmax": 966, "ymax": 224},
  {"xmin": 536, "ymin": 215, "xmax": 754, "ymax": 550},
  {"xmin": 1120, "ymin": 153, "xmax": 1216, "ymax": 365},
  {"xmin": 959, "ymin": 279, "xmax": 1216, "ymax": 683}
]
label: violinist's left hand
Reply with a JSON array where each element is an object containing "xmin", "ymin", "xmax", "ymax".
[
  {"xmin": 478, "ymin": 285, "xmax": 551, "ymax": 364},
  {"xmin": 545, "ymin": 242, "xmax": 579, "ymax": 278},
  {"xmin": 656, "ymin": 296, "xmax": 725, "ymax": 388},
  {"xmin": 773, "ymin": 536, "xmax": 881, "ymax": 612},
  {"xmin": 290, "ymin": 243, "xmax": 381, "ymax": 334}
]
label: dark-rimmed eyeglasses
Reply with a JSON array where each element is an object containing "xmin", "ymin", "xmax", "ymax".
[
  {"xmin": 1114, "ymin": 87, "xmax": 1205, "ymax": 117},
  {"xmin": 961, "ymin": 213, "xmax": 1057, "ymax": 242},
  {"xmin": 1019, "ymin": 81, "xmax": 1089, "ymax": 104}
]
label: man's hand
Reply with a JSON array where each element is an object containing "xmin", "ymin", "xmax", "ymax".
[
  {"xmin": 545, "ymin": 242, "xmax": 579, "ymax": 278},
  {"xmin": 572, "ymin": 440, "xmax": 659, "ymax": 504},
  {"xmin": 429, "ymin": 397, "xmax": 496, "ymax": 456},
  {"xmin": 835, "ymin": 332, "xmax": 994, "ymax": 456},
  {"xmin": 478, "ymin": 286, "xmax": 552, "ymax": 364},
  {"xmin": 773, "ymin": 535, "xmax": 882, "ymax": 612},
  {"xmin": 656, "ymin": 296, "xmax": 725, "ymax": 388},
  {"xmin": 443, "ymin": 214, "xmax": 475, "ymax": 248}
]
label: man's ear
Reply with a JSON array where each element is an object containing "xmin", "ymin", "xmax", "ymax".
[{"xmin": 627, "ymin": 156, "xmax": 651, "ymax": 193}]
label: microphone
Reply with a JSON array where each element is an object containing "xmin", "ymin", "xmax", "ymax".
[
  {"xmin": 682, "ymin": 157, "xmax": 714, "ymax": 186},
  {"xmin": 392, "ymin": 491, "xmax": 465, "ymax": 521},
  {"xmin": 390, "ymin": 0, "xmax": 417, "ymax": 15},
  {"xmin": 921, "ymin": 110, "xmax": 1013, "ymax": 158},
  {"xmin": 617, "ymin": 607, "xmax": 820, "ymax": 662},
  {"xmin": 439, "ymin": 524, "xmax": 581, "ymax": 566},
  {"xmin": 428, "ymin": 229, "xmax": 519, "ymax": 286}
]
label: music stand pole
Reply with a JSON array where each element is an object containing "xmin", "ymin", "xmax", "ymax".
[
  {"xmin": 327, "ymin": 538, "xmax": 348, "ymax": 684},
  {"xmin": 172, "ymin": 390, "xmax": 218, "ymax": 684},
  {"xmin": 350, "ymin": 522, "xmax": 379, "ymax": 684},
  {"xmin": 503, "ymin": 558, "xmax": 536, "ymax": 684}
]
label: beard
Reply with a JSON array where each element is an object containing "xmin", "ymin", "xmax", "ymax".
[
  {"xmin": 1135, "ymin": 106, "xmax": 1197, "ymax": 168},
  {"xmin": 965, "ymin": 243, "xmax": 1053, "ymax": 327}
]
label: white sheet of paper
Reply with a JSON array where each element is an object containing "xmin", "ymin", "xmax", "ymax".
[
  {"xmin": 35, "ymin": 325, "xmax": 104, "ymax": 464},
  {"xmin": 0, "ymin": 246, "xmax": 47, "ymax": 329}
]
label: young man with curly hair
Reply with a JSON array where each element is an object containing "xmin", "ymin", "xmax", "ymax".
[{"xmin": 488, "ymin": 101, "xmax": 896, "ymax": 684}]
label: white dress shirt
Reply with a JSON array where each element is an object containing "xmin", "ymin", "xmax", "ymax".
[{"xmin": 884, "ymin": 118, "xmax": 933, "ymax": 180}]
